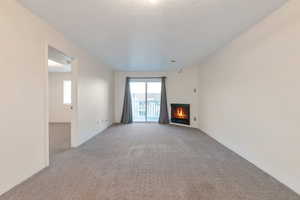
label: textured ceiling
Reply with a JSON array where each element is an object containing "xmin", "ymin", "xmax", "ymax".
[{"xmin": 18, "ymin": 0, "xmax": 287, "ymax": 71}]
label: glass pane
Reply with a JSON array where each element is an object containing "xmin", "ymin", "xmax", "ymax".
[
  {"xmin": 63, "ymin": 80, "xmax": 72, "ymax": 105},
  {"xmin": 130, "ymin": 82, "xmax": 146, "ymax": 122},
  {"xmin": 147, "ymin": 82, "xmax": 161, "ymax": 122}
]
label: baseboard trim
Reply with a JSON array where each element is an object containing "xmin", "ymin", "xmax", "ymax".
[
  {"xmin": 196, "ymin": 127, "xmax": 300, "ymax": 196},
  {"xmin": 0, "ymin": 163, "xmax": 48, "ymax": 197}
]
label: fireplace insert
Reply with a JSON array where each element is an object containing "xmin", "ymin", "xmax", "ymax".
[{"xmin": 171, "ymin": 104, "xmax": 190, "ymax": 125}]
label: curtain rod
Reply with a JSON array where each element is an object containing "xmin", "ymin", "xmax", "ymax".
[{"xmin": 128, "ymin": 76, "xmax": 166, "ymax": 79}]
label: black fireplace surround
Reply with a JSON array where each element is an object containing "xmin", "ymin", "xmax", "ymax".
[{"xmin": 171, "ymin": 104, "xmax": 190, "ymax": 125}]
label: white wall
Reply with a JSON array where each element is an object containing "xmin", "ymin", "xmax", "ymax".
[
  {"xmin": 77, "ymin": 59, "xmax": 114, "ymax": 145},
  {"xmin": 48, "ymin": 72, "xmax": 72, "ymax": 123},
  {"xmin": 0, "ymin": 0, "xmax": 114, "ymax": 195},
  {"xmin": 197, "ymin": 0, "xmax": 300, "ymax": 194},
  {"xmin": 114, "ymin": 67, "xmax": 199, "ymax": 128}
]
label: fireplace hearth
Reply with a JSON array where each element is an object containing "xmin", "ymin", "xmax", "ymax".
[{"xmin": 171, "ymin": 104, "xmax": 190, "ymax": 125}]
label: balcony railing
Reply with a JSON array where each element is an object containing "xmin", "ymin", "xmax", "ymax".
[{"xmin": 132, "ymin": 99, "xmax": 160, "ymax": 122}]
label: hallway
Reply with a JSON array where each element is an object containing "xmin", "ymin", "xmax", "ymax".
[{"xmin": 1, "ymin": 124, "xmax": 299, "ymax": 200}]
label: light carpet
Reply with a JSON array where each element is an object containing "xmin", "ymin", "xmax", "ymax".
[{"xmin": 1, "ymin": 124, "xmax": 299, "ymax": 200}]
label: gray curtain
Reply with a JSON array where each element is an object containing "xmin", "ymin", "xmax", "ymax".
[
  {"xmin": 159, "ymin": 77, "xmax": 169, "ymax": 124},
  {"xmin": 121, "ymin": 77, "xmax": 133, "ymax": 124}
]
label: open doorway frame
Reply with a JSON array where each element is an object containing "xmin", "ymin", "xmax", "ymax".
[{"xmin": 44, "ymin": 43, "xmax": 79, "ymax": 166}]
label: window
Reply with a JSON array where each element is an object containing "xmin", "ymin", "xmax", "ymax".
[
  {"xmin": 130, "ymin": 79, "xmax": 161, "ymax": 122},
  {"xmin": 63, "ymin": 80, "xmax": 72, "ymax": 105}
]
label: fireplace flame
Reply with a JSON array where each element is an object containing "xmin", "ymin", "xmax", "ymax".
[{"xmin": 175, "ymin": 107, "xmax": 187, "ymax": 119}]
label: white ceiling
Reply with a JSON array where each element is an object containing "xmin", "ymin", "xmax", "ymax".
[
  {"xmin": 48, "ymin": 46, "xmax": 72, "ymax": 72},
  {"xmin": 19, "ymin": 0, "xmax": 287, "ymax": 71}
]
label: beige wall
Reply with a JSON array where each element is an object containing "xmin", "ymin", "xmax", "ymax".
[
  {"xmin": 114, "ymin": 67, "xmax": 200, "ymax": 128},
  {"xmin": 197, "ymin": 0, "xmax": 300, "ymax": 194},
  {"xmin": 77, "ymin": 59, "xmax": 114, "ymax": 145},
  {"xmin": 0, "ymin": 0, "xmax": 114, "ymax": 195},
  {"xmin": 48, "ymin": 72, "xmax": 72, "ymax": 123},
  {"xmin": 1, "ymin": 0, "xmax": 299, "ymax": 196}
]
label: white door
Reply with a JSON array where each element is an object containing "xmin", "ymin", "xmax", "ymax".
[{"xmin": 48, "ymin": 73, "xmax": 72, "ymax": 123}]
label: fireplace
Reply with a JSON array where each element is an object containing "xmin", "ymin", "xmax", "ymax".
[{"xmin": 171, "ymin": 104, "xmax": 190, "ymax": 125}]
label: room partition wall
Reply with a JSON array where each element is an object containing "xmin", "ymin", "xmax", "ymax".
[{"xmin": 130, "ymin": 79, "xmax": 161, "ymax": 122}]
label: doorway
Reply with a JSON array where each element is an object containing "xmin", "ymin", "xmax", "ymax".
[
  {"xmin": 47, "ymin": 46, "xmax": 74, "ymax": 161},
  {"xmin": 130, "ymin": 79, "xmax": 161, "ymax": 122}
]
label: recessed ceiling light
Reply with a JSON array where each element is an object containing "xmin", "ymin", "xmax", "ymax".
[{"xmin": 148, "ymin": 0, "xmax": 158, "ymax": 4}]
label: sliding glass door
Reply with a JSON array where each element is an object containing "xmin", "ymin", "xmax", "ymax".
[
  {"xmin": 130, "ymin": 79, "xmax": 161, "ymax": 122},
  {"xmin": 130, "ymin": 81, "xmax": 146, "ymax": 122},
  {"xmin": 146, "ymin": 81, "xmax": 161, "ymax": 122}
]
